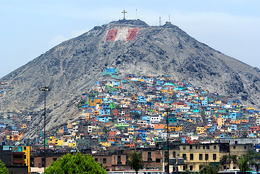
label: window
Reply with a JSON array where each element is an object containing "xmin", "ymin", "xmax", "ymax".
[
  {"xmin": 24, "ymin": 147, "xmax": 26, "ymax": 150},
  {"xmin": 233, "ymin": 146, "xmax": 236, "ymax": 149},
  {"xmin": 173, "ymin": 151, "xmax": 176, "ymax": 158},
  {"xmin": 213, "ymin": 154, "xmax": 216, "ymax": 160},
  {"xmin": 183, "ymin": 154, "xmax": 187, "ymax": 160},
  {"xmin": 42, "ymin": 158, "xmax": 45, "ymax": 167},
  {"xmin": 95, "ymin": 158, "xmax": 98, "ymax": 162},
  {"xmin": 190, "ymin": 166, "xmax": 193, "ymax": 171},
  {"xmin": 148, "ymin": 152, "xmax": 151, "ymax": 158},
  {"xmin": 203, "ymin": 146, "xmax": 205, "ymax": 149},
  {"xmin": 183, "ymin": 165, "xmax": 187, "ymax": 170},
  {"xmin": 214, "ymin": 145, "xmax": 216, "ymax": 149},
  {"xmin": 156, "ymin": 158, "xmax": 161, "ymax": 163},
  {"xmin": 24, "ymin": 155, "xmax": 26, "ymax": 159},
  {"xmin": 103, "ymin": 158, "xmax": 106, "ymax": 164},
  {"xmin": 244, "ymin": 146, "xmax": 247, "ymax": 149},
  {"xmin": 205, "ymin": 154, "xmax": 208, "ymax": 161},
  {"xmin": 190, "ymin": 154, "xmax": 193, "ymax": 160},
  {"xmin": 190, "ymin": 145, "xmax": 192, "ymax": 149},
  {"xmin": 53, "ymin": 158, "xmax": 57, "ymax": 161},
  {"xmin": 183, "ymin": 146, "xmax": 186, "ymax": 150},
  {"xmin": 199, "ymin": 154, "xmax": 203, "ymax": 160},
  {"xmin": 206, "ymin": 145, "xmax": 210, "ymax": 149}
]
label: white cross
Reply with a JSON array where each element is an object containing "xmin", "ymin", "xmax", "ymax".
[{"xmin": 122, "ymin": 10, "xmax": 127, "ymax": 20}]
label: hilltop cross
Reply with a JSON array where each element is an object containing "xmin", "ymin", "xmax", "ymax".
[{"xmin": 122, "ymin": 10, "xmax": 127, "ymax": 20}]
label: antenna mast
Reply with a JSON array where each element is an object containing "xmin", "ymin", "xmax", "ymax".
[{"xmin": 159, "ymin": 17, "xmax": 161, "ymax": 26}]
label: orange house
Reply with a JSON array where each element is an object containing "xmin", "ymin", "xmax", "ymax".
[
  {"xmin": 113, "ymin": 110, "xmax": 119, "ymax": 117},
  {"xmin": 126, "ymin": 143, "xmax": 135, "ymax": 148},
  {"xmin": 250, "ymin": 126, "xmax": 260, "ymax": 132},
  {"xmin": 109, "ymin": 131, "xmax": 116, "ymax": 137},
  {"xmin": 67, "ymin": 123, "xmax": 72, "ymax": 129},
  {"xmin": 89, "ymin": 99, "xmax": 102, "ymax": 107},
  {"xmin": 108, "ymin": 137, "xmax": 116, "ymax": 142}
]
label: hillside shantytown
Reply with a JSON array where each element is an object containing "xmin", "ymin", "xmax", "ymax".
[{"xmin": 0, "ymin": 67, "xmax": 260, "ymax": 173}]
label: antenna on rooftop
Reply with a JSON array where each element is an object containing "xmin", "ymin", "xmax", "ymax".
[
  {"xmin": 159, "ymin": 17, "xmax": 161, "ymax": 26},
  {"xmin": 169, "ymin": 14, "xmax": 170, "ymax": 22}
]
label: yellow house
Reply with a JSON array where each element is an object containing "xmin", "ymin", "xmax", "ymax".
[
  {"xmin": 128, "ymin": 127, "xmax": 134, "ymax": 135},
  {"xmin": 23, "ymin": 146, "xmax": 30, "ymax": 173},
  {"xmin": 55, "ymin": 139, "xmax": 64, "ymax": 146},
  {"xmin": 48, "ymin": 136, "xmax": 57, "ymax": 144},
  {"xmin": 216, "ymin": 101, "xmax": 222, "ymax": 104},
  {"xmin": 196, "ymin": 127, "xmax": 204, "ymax": 134},
  {"xmin": 101, "ymin": 142, "xmax": 111, "ymax": 147},
  {"xmin": 165, "ymin": 125, "xmax": 183, "ymax": 132},
  {"xmin": 145, "ymin": 137, "xmax": 151, "ymax": 143},
  {"xmin": 69, "ymin": 142, "xmax": 77, "ymax": 148},
  {"xmin": 6, "ymin": 135, "xmax": 10, "ymax": 140},
  {"xmin": 247, "ymin": 107, "xmax": 255, "ymax": 111},
  {"xmin": 217, "ymin": 118, "xmax": 225, "ymax": 127},
  {"xmin": 21, "ymin": 124, "xmax": 27, "ymax": 129}
]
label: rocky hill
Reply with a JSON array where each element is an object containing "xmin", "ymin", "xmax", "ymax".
[{"xmin": 1, "ymin": 19, "xmax": 260, "ymax": 138}]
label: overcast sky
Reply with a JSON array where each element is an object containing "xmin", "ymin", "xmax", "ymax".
[{"xmin": 1, "ymin": 0, "xmax": 260, "ymax": 78}]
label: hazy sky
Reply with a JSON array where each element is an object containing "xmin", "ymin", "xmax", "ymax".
[{"xmin": 1, "ymin": 0, "xmax": 260, "ymax": 78}]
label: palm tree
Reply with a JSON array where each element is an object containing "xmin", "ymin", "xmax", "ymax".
[
  {"xmin": 128, "ymin": 151, "xmax": 143, "ymax": 174},
  {"xmin": 237, "ymin": 155, "xmax": 250, "ymax": 174},
  {"xmin": 220, "ymin": 155, "xmax": 238, "ymax": 170}
]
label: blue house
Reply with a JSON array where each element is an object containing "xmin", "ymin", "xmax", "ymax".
[
  {"xmin": 219, "ymin": 134, "xmax": 225, "ymax": 138},
  {"xmin": 142, "ymin": 116, "xmax": 150, "ymax": 123},
  {"xmin": 82, "ymin": 104, "xmax": 89, "ymax": 108},
  {"xmin": 102, "ymin": 104, "xmax": 110, "ymax": 110},
  {"xmin": 229, "ymin": 112, "xmax": 237, "ymax": 121},
  {"xmin": 100, "ymin": 109, "xmax": 110, "ymax": 116},
  {"xmin": 64, "ymin": 125, "xmax": 68, "ymax": 133},
  {"xmin": 167, "ymin": 117, "xmax": 177, "ymax": 123},
  {"xmin": 193, "ymin": 109, "xmax": 199, "ymax": 113},
  {"xmin": 201, "ymin": 97, "xmax": 208, "ymax": 106},
  {"xmin": 231, "ymin": 124, "xmax": 237, "ymax": 131},
  {"xmin": 112, "ymin": 81, "xmax": 121, "ymax": 87},
  {"xmin": 137, "ymin": 96, "xmax": 147, "ymax": 104},
  {"xmin": 96, "ymin": 116, "xmax": 109, "ymax": 122}
]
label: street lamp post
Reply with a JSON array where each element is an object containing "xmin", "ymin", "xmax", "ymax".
[
  {"xmin": 39, "ymin": 86, "xmax": 51, "ymax": 170},
  {"xmin": 165, "ymin": 108, "xmax": 172, "ymax": 174}
]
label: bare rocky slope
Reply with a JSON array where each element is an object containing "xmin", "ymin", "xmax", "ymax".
[{"xmin": 1, "ymin": 19, "xmax": 260, "ymax": 138}]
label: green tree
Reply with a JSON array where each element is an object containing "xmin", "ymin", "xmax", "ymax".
[
  {"xmin": 0, "ymin": 159, "xmax": 8, "ymax": 174},
  {"xmin": 128, "ymin": 151, "xmax": 143, "ymax": 174},
  {"xmin": 220, "ymin": 155, "xmax": 238, "ymax": 170},
  {"xmin": 199, "ymin": 163, "xmax": 218, "ymax": 174},
  {"xmin": 237, "ymin": 150, "xmax": 259, "ymax": 173},
  {"xmin": 44, "ymin": 153, "xmax": 107, "ymax": 174}
]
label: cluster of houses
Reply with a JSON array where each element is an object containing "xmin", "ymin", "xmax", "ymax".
[
  {"xmin": 1, "ymin": 68, "xmax": 260, "ymax": 172},
  {"xmin": 1, "ymin": 68, "xmax": 260, "ymax": 151}
]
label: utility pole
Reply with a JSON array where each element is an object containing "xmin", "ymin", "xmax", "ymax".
[{"xmin": 39, "ymin": 86, "xmax": 51, "ymax": 171}]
